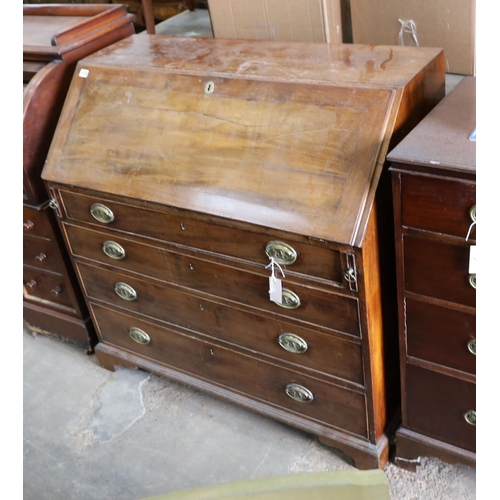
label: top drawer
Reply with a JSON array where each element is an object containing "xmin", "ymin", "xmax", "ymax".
[
  {"xmin": 58, "ymin": 190, "xmax": 343, "ymax": 284},
  {"xmin": 23, "ymin": 205, "xmax": 53, "ymax": 240},
  {"xmin": 400, "ymin": 174, "xmax": 476, "ymax": 239}
]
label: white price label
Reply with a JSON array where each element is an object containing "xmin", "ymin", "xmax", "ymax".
[
  {"xmin": 269, "ymin": 276, "xmax": 282, "ymax": 303},
  {"xmin": 469, "ymin": 245, "xmax": 476, "ymax": 274}
]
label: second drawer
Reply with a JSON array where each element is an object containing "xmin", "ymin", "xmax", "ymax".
[
  {"xmin": 404, "ymin": 235, "xmax": 476, "ymax": 307},
  {"xmin": 69, "ymin": 236, "xmax": 361, "ymax": 336}
]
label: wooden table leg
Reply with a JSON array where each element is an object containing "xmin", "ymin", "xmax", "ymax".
[{"xmin": 142, "ymin": 0, "xmax": 155, "ymax": 34}]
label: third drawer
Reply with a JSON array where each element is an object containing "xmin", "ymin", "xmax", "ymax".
[{"xmin": 77, "ymin": 261, "xmax": 364, "ymax": 384}]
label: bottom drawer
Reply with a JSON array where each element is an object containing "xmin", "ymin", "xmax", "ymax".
[
  {"xmin": 90, "ymin": 302, "xmax": 368, "ymax": 438},
  {"xmin": 405, "ymin": 364, "xmax": 476, "ymax": 452}
]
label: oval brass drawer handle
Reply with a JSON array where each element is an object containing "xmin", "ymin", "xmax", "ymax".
[
  {"xmin": 90, "ymin": 203, "xmax": 114, "ymax": 224},
  {"xmin": 285, "ymin": 383, "xmax": 314, "ymax": 403},
  {"xmin": 278, "ymin": 333, "xmax": 308, "ymax": 354},
  {"xmin": 469, "ymin": 205, "xmax": 476, "ymax": 223},
  {"xmin": 115, "ymin": 282, "xmax": 137, "ymax": 301},
  {"xmin": 463, "ymin": 410, "xmax": 476, "ymax": 426},
  {"xmin": 265, "ymin": 241, "xmax": 298, "ymax": 266},
  {"xmin": 274, "ymin": 288, "xmax": 301, "ymax": 309},
  {"xmin": 129, "ymin": 327, "xmax": 150, "ymax": 345},
  {"xmin": 468, "ymin": 274, "xmax": 476, "ymax": 289},
  {"xmin": 467, "ymin": 338, "xmax": 476, "ymax": 356},
  {"xmin": 103, "ymin": 241, "xmax": 126, "ymax": 260}
]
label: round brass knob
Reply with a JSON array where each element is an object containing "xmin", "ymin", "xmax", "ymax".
[
  {"xmin": 102, "ymin": 241, "xmax": 126, "ymax": 260},
  {"xmin": 463, "ymin": 410, "xmax": 476, "ymax": 426},
  {"xmin": 35, "ymin": 253, "xmax": 47, "ymax": 263},
  {"xmin": 25, "ymin": 280, "xmax": 37, "ymax": 289},
  {"xmin": 51, "ymin": 286, "xmax": 62, "ymax": 297},
  {"xmin": 274, "ymin": 288, "xmax": 301, "ymax": 309},
  {"xmin": 129, "ymin": 327, "xmax": 150, "ymax": 345},
  {"xmin": 265, "ymin": 241, "xmax": 298, "ymax": 266},
  {"xmin": 467, "ymin": 339, "xmax": 476, "ymax": 355},
  {"xmin": 469, "ymin": 205, "xmax": 476, "ymax": 223},
  {"xmin": 468, "ymin": 274, "xmax": 476, "ymax": 289},
  {"xmin": 285, "ymin": 383, "xmax": 314, "ymax": 403},
  {"xmin": 278, "ymin": 333, "xmax": 308, "ymax": 354},
  {"xmin": 114, "ymin": 282, "xmax": 137, "ymax": 301},
  {"xmin": 90, "ymin": 203, "xmax": 114, "ymax": 224},
  {"xmin": 24, "ymin": 220, "xmax": 35, "ymax": 231}
]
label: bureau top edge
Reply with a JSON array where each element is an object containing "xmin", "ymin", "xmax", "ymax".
[{"xmin": 77, "ymin": 35, "xmax": 444, "ymax": 87}]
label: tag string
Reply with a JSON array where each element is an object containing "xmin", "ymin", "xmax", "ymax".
[
  {"xmin": 265, "ymin": 258, "xmax": 285, "ymax": 280},
  {"xmin": 465, "ymin": 221, "xmax": 476, "ymax": 242}
]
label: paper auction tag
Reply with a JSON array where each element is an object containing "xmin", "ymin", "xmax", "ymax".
[
  {"xmin": 469, "ymin": 245, "xmax": 476, "ymax": 274},
  {"xmin": 266, "ymin": 257, "xmax": 285, "ymax": 304},
  {"xmin": 269, "ymin": 276, "xmax": 283, "ymax": 303}
]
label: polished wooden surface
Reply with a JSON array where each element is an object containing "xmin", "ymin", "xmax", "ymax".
[
  {"xmin": 43, "ymin": 36, "xmax": 446, "ymax": 469},
  {"xmin": 389, "ymin": 77, "xmax": 476, "ymax": 469},
  {"xmin": 59, "ymin": 189, "xmax": 344, "ymax": 283},
  {"xmin": 43, "ymin": 35, "xmax": 445, "ymax": 247},
  {"xmin": 23, "ymin": 4, "xmax": 135, "ymax": 351},
  {"xmin": 388, "ymin": 77, "xmax": 476, "ymax": 173},
  {"xmin": 23, "ymin": 4, "xmax": 136, "ymax": 62}
]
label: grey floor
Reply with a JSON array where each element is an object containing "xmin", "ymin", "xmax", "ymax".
[{"xmin": 23, "ymin": 7, "xmax": 475, "ymax": 500}]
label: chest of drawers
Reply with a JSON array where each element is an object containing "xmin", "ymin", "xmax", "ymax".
[
  {"xmin": 42, "ymin": 35, "xmax": 445, "ymax": 468},
  {"xmin": 23, "ymin": 4, "xmax": 135, "ymax": 351},
  {"xmin": 387, "ymin": 77, "xmax": 476, "ymax": 469}
]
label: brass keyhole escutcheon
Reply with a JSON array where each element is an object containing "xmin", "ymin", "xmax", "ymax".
[
  {"xmin": 204, "ymin": 81, "xmax": 214, "ymax": 94},
  {"xmin": 103, "ymin": 241, "xmax": 126, "ymax": 260},
  {"xmin": 129, "ymin": 327, "xmax": 150, "ymax": 345},
  {"xmin": 90, "ymin": 203, "xmax": 114, "ymax": 224}
]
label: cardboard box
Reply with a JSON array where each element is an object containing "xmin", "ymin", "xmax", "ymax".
[
  {"xmin": 207, "ymin": 0, "xmax": 343, "ymax": 44},
  {"xmin": 350, "ymin": 0, "xmax": 476, "ymax": 75}
]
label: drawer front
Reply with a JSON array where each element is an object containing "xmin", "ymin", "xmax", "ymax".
[
  {"xmin": 405, "ymin": 364, "xmax": 475, "ymax": 453},
  {"xmin": 406, "ymin": 298, "xmax": 476, "ymax": 374},
  {"xmin": 401, "ymin": 174, "xmax": 476, "ymax": 238},
  {"xmin": 76, "ymin": 260, "xmax": 360, "ymax": 337},
  {"xmin": 23, "ymin": 235, "xmax": 66, "ymax": 275},
  {"xmin": 404, "ymin": 235, "xmax": 476, "ymax": 307},
  {"xmin": 23, "ymin": 266, "xmax": 74, "ymax": 309},
  {"xmin": 90, "ymin": 302, "xmax": 368, "ymax": 438},
  {"xmin": 23, "ymin": 205, "xmax": 53, "ymax": 239},
  {"xmin": 59, "ymin": 190, "xmax": 343, "ymax": 283}
]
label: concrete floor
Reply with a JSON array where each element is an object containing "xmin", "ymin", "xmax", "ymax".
[
  {"xmin": 23, "ymin": 326, "xmax": 476, "ymax": 500},
  {"xmin": 23, "ymin": 7, "xmax": 475, "ymax": 500}
]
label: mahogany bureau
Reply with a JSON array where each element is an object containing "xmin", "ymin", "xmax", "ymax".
[
  {"xmin": 41, "ymin": 35, "xmax": 445, "ymax": 468},
  {"xmin": 387, "ymin": 77, "xmax": 476, "ymax": 469},
  {"xmin": 23, "ymin": 4, "xmax": 135, "ymax": 352}
]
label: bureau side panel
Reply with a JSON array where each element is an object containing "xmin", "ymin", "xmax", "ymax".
[{"xmin": 358, "ymin": 202, "xmax": 399, "ymax": 444}]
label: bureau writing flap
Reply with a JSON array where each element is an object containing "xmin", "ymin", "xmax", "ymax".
[{"xmin": 42, "ymin": 35, "xmax": 444, "ymax": 246}]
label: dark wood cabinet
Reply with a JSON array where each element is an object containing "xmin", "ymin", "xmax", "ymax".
[
  {"xmin": 388, "ymin": 76, "xmax": 476, "ymax": 469},
  {"xmin": 23, "ymin": 4, "xmax": 135, "ymax": 352},
  {"xmin": 42, "ymin": 35, "xmax": 445, "ymax": 468}
]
